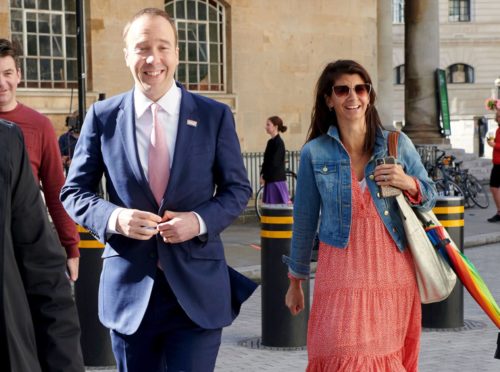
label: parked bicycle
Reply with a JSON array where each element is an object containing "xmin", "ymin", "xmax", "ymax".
[
  {"xmin": 446, "ymin": 157, "xmax": 489, "ymax": 209},
  {"xmin": 425, "ymin": 150, "xmax": 489, "ymax": 209},
  {"xmin": 423, "ymin": 149, "xmax": 465, "ymax": 199},
  {"xmin": 255, "ymin": 169, "xmax": 297, "ymax": 219}
]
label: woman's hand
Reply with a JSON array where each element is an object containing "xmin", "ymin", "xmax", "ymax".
[
  {"xmin": 260, "ymin": 175, "xmax": 265, "ymax": 186},
  {"xmin": 285, "ymin": 280, "xmax": 305, "ymax": 315},
  {"xmin": 374, "ymin": 163, "xmax": 418, "ymax": 196}
]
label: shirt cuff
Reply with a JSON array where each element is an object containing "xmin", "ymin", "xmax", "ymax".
[
  {"xmin": 193, "ymin": 212, "xmax": 207, "ymax": 235},
  {"xmin": 403, "ymin": 177, "xmax": 423, "ymax": 205},
  {"xmin": 107, "ymin": 207, "xmax": 125, "ymax": 234}
]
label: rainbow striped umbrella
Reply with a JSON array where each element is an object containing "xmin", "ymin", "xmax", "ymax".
[
  {"xmin": 425, "ymin": 224, "xmax": 500, "ymax": 359},
  {"xmin": 425, "ymin": 224, "xmax": 500, "ymax": 329}
]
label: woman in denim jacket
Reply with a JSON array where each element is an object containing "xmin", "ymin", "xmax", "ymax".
[{"xmin": 284, "ymin": 60, "xmax": 436, "ymax": 371}]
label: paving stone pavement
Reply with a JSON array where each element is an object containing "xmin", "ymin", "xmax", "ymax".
[
  {"xmin": 86, "ymin": 199, "xmax": 500, "ymax": 371},
  {"xmin": 216, "ymin": 244, "xmax": 500, "ymax": 371},
  {"xmin": 88, "ymin": 243, "xmax": 500, "ymax": 371}
]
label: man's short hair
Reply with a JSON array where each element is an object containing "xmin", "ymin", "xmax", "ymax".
[
  {"xmin": 0, "ymin": 39, "xmax": 21, "ymax": 69},
  {"xmin": 122, "ymin": 8, "xmax": 178, "ymax": 47}
]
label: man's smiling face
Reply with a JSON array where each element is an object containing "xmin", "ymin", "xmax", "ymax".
[
  {"xmin": 0, "ymin": 55, "xmax": 21, "ymax": 112},
  {"xmin": 124, "ymin": 14, "xmax": 179, "ymax": 101}
]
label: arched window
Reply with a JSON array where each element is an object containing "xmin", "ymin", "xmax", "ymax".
[
  {"xmin": 165, "ymin": 0, "xmax": 226, "ymax": 92},
  {"xmin": 9, "ymin": 0, "xmax": 78, "ymax": 89},
  {"xmin": 393, "ymin": 0, "xmax": 404, "ymax": 24},
  {"xmin": 449, "ymin": 0, "xmax": 471, "ymax": 22},
  {"xmin": 394, "ymin": 64, "xmax": 405, "ymax": 85},
  {"xmin": 446, "ymin": 63, "xmax": 474, "ymax": 83}
]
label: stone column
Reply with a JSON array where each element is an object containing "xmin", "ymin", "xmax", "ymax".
[
  {"xmin": 403, "ymin": 0, "xmax": 446, "ymax": 144},
  {"xmin": 377, "ymin": 0, "xmax": 394, "ymax": 129}
]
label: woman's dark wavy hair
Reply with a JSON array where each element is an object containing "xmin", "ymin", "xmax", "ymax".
[{"xmin": 307, "ymin": 60, "xmax": 383, "ymax": 153}]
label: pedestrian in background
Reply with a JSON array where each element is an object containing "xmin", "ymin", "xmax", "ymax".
[
  {"xmin": 59, "ymin": 110, "xmax": 81, "ymax": 174},
  {"xmin": 260, "ymin": 115, "xmax": 290, "ymax": 204},
  {"xmin": 486, "ymin": 109, "xmax": 500, "ymax": 222},
  {"xmin": 284, "ymin": 60, "xmax": 436, "ymax": 371},
  {"xmin": 0, "ymin": 38, "xmax": 80, "ymax": 281},
  {"xmin": 61, "ymin": 8, "xmax": 256, "ymax": 372},
  {"xmin": 0, "ymin": 119, "xmax": 84, "ymax": 372}
]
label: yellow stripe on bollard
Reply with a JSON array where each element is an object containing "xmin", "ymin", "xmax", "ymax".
[
  {"xmin": 79, "ymin": 240, "xmax": 105, "ymax": 248},
  {"xmin": 261, "ymin": 230, "xmax": 293, "ymax": 239},
  {"xmin": 438, "ymin": 220, "xmax": 465, "ymax": 227},
  {"xmin": 260, "ymin": 216, "xmax": 294, "ymax": 224},
  {"xmin": 77, "ymin": 225, "xmax": 105, "ymax": 248},
  {"xmin": 432, "ymin": 206, "xmax": 464, "ymax": 214}
]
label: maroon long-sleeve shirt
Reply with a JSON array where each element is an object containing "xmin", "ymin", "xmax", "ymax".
[{"xmin": 0, "ymin": 103, "xmax": 80, "ymax": 258}]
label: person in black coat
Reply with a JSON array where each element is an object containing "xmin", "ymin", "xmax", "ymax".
[
  {"xmin": 260, "ymin": 116, "xmax": 290, "ymax": 203},
  {"xmin": 0, "ymin": 119, "xmax": 84, "ymax": 372}
]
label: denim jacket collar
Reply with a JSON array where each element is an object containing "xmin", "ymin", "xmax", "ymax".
[{"xmin": 326, "ymin": 125, "xmax": 388, "ymax": 160}]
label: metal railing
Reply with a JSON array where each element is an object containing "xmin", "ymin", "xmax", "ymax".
[
  {"xmin": 95, "ymin": 151, "xmax": 301, "ymax": 202},
  {"xmin": 242, "ymin": 150, "xmax": 301, "ymax": 197}
]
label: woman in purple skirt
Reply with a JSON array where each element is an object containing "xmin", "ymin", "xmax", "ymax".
[{"xmin": 260, "ymin": 116, "xmax": 290, "ymax": 204}]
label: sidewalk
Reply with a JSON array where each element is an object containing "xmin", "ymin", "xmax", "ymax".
[
  {"xmin": 87, "ymin": 200, "xmax": 500, "ymax": 371},
  {"xmin": 217, "ymin": 243, "xmax": 500, "ymax": 371},
  {"xmin": 218, "ymin": 200, "xmax": 500, "ymax": 371}
]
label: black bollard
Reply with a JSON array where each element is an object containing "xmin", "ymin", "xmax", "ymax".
[
  {"xmin": 495, "ymin": 332, "xmax": 500, "ymax": 359},
  {"xmin": 74, "ymin": 225, "xmax": 115, "ymax": 366},
  {"xmin": 261, "ymin": 204, "xmax": 309, "ymax": 347},
  {"xmin": 422, "ymin": 196, "xmax": 464, "ymax": 328}
]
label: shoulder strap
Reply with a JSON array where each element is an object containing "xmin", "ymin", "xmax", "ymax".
[{"xmin": 388, "ymin": 131, "xmax": 400, "ymax": 158}]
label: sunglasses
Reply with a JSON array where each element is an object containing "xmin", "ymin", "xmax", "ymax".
[{"xmin": 332, "ymin": 83, "xmax": 372, "ymax": 98}]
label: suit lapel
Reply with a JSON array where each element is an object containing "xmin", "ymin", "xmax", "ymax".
[
  {"xmin": 117, "ymin": 91, "xmax": 158, "ymax": 207},
  {"xmin": 163, "ymin": 87, "xmax": 199, "ymax": 206}
]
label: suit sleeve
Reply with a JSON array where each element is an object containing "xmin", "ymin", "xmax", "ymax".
[
  {"xmin": 10, "ymin": 127, "xmax": 84, "ymax": 372},
  {"xmin": 60, "ymin": 104, "xmax": 119, "ymax": 243},
  {"xmin": 194, "ymin": 106, "xmax": 252, "ymax": 237}
]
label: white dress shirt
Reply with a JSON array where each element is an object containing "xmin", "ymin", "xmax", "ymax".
[
  {"xmin": 134, "ymin": 83, "xmax": 181, "ymax": 177},
  {"xmin": 107, "ymin": 82, "xmax": 207, "ymax": 235}
]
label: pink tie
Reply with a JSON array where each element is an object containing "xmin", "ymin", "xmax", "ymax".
[{"xmin": 148, "ymin": 103, "xmax": 170, "ymax": 204}]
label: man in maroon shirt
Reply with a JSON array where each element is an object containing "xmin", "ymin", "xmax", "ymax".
[{"xmin": 0, "ymin": 39, "xmax": 80, "ymax": 281}]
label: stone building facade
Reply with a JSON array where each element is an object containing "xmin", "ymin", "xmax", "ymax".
[
  {"xmin": 392, "ymin": 0, "xmax": 500, "ymax": 155},
  {"xmin": 0, "ymin": 0, "xmax": 379, "ymax": 152}
]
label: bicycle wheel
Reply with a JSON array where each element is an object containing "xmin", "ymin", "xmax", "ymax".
[
  {"xmin": 465, "ymin": 175, "xmax": 489, "ymax": 209},
  {"xmin": 254, "ymin": 186, "xmax": 264, "ymax": 220},
  {"xmin": 435, "ymin": 179, "xmax": 464, "ymax": 198},
  {"xmin": 285, "ymin": 170, "xmax": 297, "ymax": 203}
]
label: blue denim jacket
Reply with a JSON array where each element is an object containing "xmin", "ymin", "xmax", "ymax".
[{"xmin": 283, "ymin": 126, "xmax": 437, "ymax": 278}]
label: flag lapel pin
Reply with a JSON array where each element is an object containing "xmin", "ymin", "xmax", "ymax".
[{"xmin": 187, "ymin": 119, "xmax": 198, "ymax": 127}]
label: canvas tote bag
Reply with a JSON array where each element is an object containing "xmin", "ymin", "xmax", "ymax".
[{"xmin": 388, "ymin": 132, "xmax": 457, "ymax": 304}]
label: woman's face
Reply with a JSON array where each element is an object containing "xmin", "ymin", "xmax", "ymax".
[
  {"xmin": 265, "ymin": 120, "xmax": 277, "ymax": 136},
  {"xmin": 325, "ymin": 73, "xmax": 371, "ymax": 125}
]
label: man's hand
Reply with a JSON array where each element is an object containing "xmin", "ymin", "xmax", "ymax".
[
  {"xmin": 61, "ymin": 155, "xmax": 71, "ymax": 167},
  {"xmin": 157, "ymin": 211, "xmax": 200, "ymax": 244},
  {"xmin": 67, "ymin": 257, "xmax": 79, "ymax": 282},
  {"xmin": 116, "ymin": 209, "xmax": 162, "ymax": 240}
]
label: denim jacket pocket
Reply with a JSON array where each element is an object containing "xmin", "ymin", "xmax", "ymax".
[
  {"xmin": 313, "ymin": 162, "xmax": 339, "ymax": 193},
  {"xmin": 312, "ymin": 161, "xmax": 339, "ymax": 208}
]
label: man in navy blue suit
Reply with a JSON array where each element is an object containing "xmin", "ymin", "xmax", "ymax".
[{"xmin": 61, "ymin": 8, "xmax": 257, "ymax": 372}]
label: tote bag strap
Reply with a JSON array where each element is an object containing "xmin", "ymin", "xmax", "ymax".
[{"xmin": 388, "ymin": 131, "xmax": 400, "ymax": 158}]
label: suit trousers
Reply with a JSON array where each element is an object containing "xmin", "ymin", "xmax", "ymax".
[{"xmin": 110, "ymin": 270, "xmax": 222, "ymax": 372}]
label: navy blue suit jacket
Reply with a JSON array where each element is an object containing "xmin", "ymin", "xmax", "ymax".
[{"xmin": 61, "ymin": 84, "xmax": 257, "ymax": 335}]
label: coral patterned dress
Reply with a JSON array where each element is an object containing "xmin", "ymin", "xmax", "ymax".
[{"xmin": 306, "ymin": 174, "xmax": 421, "ymax": 372}]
